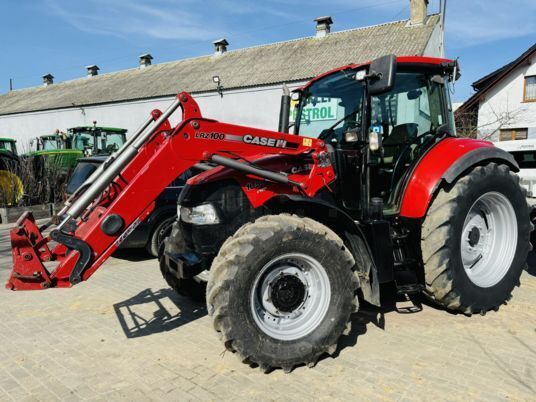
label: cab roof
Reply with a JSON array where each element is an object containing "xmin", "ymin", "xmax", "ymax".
[
  {"xmin": 68, "ymin": 126, "xmax": 127, "ymax": 133},
  {"xmin": 300, "ymin": 55, "xmax": 456, "ymax": 90}
]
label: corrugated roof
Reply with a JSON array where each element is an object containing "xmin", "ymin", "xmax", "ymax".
[{"xmin": 0, "ymin": 15, "xmax": 439, "ymax": 116}]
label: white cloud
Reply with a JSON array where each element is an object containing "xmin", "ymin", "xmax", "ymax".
[
  {"xmin": 44, "ymin": 0, "xmax": 536, "ymax": 48},
  {"xmin": 45, "ymin": 0, "xmax": 222, "ymax": 40}
]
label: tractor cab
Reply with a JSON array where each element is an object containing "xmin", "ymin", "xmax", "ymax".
[
  {"xmin": 0, "ymin": 138, "xmax": 17, "ymax": 156},
  {"xmin": 68, "ymin": 125, "xmax": 127, "ymax": 156},
  {"xmin": 34, "ymin": 133, "xmax": 70, "ymax": 151},
  {"xmin": 293, "ymin": 56, "xmax": 458, "ymax": 217}
]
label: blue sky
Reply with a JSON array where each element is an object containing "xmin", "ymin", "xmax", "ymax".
[{"xmin": 1, "ymin": 0, "xmax": 535, "ymax": 102}]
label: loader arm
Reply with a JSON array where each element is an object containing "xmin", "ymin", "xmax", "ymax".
[{"xmin": 7, "ymin": 92, "xmax": 334, "ymax": 290}]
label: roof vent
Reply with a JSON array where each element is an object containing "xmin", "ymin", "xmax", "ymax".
[
  {"xmin": 409, "ymin": 0, "xmax": 428, "ymax": 26},
  {"xmin": 315, "ymin": 16, "xmax": 333, "ymax": 38},
  {"xmin": 42, "ymin": 73, "xmax": 54, "ymax": 87},
  {"xmin": 139, "ymin": 53, "xmax": 153, "ymax": 68},
  {"xmin": 86, "ymin": 65, "xmax": 100, "ymax": 77},
  {"xmin": 213, "ymin": 39, "xmax": 229, "ymax": 55}
]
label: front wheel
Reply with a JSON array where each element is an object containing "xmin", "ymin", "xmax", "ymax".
[
  {"xmin": 148, "ymin": 215, "xmax": 175, "ymax": 257},
  {"xmin": 207, "ymin": 214, "xmax": 358, "ymax": 372},
  {"xmin": 159, "ymin": 221, "xmax": 207, "ymax": 302},
  {"xmin": 421, "ymin": 163, "xmax": 532, "ymax": 314}
]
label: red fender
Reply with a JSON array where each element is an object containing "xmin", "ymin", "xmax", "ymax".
[{"xmin": 399, "ymin": 137, "xmax": 518, "ymax": 218}]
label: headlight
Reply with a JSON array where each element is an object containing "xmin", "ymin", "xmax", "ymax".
[{"xmin": 180, "ymin": 204, "xmax": 220, "ymax": 225}]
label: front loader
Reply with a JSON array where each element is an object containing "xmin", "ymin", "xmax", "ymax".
[{"xmin": 8, "ymin": 55, "xmax": 531, "ymax": 372}]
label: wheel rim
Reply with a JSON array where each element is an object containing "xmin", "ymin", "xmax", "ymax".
[
  {"xmin": 156, "ymin": 220, "xmax": 174, "ymax": 249},
  {"xmin": 250, "ymin": 253, "xmax": 331, "ymax": 341},
  {"xmin": 460, "ymin": 191, "xmax": 518, "ymax": 288}
]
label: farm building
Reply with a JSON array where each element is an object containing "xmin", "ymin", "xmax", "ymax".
[{"xmin": 0, "ymin": 0, "xmax": 443, "ymax": 151}]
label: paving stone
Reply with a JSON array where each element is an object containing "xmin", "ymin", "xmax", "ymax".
[{"xmin": 0, "ymin": 225, "xmax": 535, "ymax": 400}]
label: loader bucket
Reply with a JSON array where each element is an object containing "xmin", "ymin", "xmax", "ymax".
[{"xmin": 7, "ymin": 212, "xmax": 54, "ymax": 290}]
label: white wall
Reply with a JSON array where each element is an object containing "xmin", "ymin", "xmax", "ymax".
[
  {"xmin": 0, "ymin": 82, "xmax": 305, "ymax": 153},
  {"xmin": 477, "ymin": 53, "xmax": 536, "ymax": 141}
]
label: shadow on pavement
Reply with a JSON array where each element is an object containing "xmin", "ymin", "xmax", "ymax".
[
  {"xmin": 114, "ymin": 288, "xmax": 206, "ymax": 338},
  {"xmin": 325, "ymin": 283, "xmax": 419, "ymax": 361},
  {"xmin": 112, "ymin": 248, "xmax": 155, "ymax": 262}
]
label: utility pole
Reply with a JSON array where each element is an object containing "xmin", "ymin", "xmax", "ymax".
[{"xmin": 9, "ymin": 78, "xmax": 13, "ymax": 91}]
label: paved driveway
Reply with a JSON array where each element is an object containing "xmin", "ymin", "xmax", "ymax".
[{"xmin": 0, "ymin": 224, "xmax": 535, "ymax": 401}]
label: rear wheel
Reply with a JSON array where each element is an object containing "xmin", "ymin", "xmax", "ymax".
[
  {"xmin": 207, "ymin": 214, "xmax": 358, "ymax": 372},
  {"xmin": 421, "ymin": 163, "xmax": 532, "ymax": 314},
  {"xmin": 159, "ymin": 221, "xmax": 207, "ymax": 302}
]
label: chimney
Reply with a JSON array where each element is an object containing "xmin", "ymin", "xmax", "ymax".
[
  {"xmin": 139, "ymin": 53, "xmax": 153, "ymax": 68},
  {"xmin": 213, "ymin": 39, "xmax": 229, "ymax": 56},
  {"xmin": 86, "ymin": 65, "xmax": 100, "ymax": 77},
  {"xmin": 42, "ymin": 73, "xmax": 54, "ymax": 87},
  {"xmin": 409, "ymin": 0, "xmax": 428, "ymax": 25},
  {"xmin": 315, "ymin": 16, "xmax": 333, "ymax": 38}
]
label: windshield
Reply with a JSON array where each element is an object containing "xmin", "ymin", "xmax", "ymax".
[
  {"xmin": 42, "ymin": 137, "xmax": 61, "ymax": 151},
  {"xmin": 73, "ymin": 131, "xmax": 126, "ymax": 153},
  {"xmin": 66, "ymin": 161, "xmax": 99, "ymax": 195},
  {"xmin": 101, "ymin": 133, "xmax": 126, "ymax": 153},
  {"xmin": 0, "ymin": 141, "xmax": 16, "ymax": 153},
  {"xmin": 73, "ymin": 133, "xmax": 94, "ymax": 151},
  {"xmin": 295, "ymin": 70, "xmax": 364, "ymax": 141}
]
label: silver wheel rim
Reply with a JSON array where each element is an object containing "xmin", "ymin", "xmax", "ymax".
[
  {"xmin": 460, "ymin": 191, "xmax": 517, "ymax": 288},
  {"xmin": 250, "ymin": 253, "xmax": 331, "ymax": 341}
]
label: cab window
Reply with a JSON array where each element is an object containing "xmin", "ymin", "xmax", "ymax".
[{"xmin": 295, "ymin": 70, "xmax": 364, "ymax": 142}]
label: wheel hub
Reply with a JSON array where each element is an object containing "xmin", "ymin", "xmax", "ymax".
[
  {"xmin": 467, "ymin": 226, "xmax": 480, "ymax": 247},
  {"xmin": 460, "ymin": 191, "xmax": 518, "ymax": 287},
  {"xmin": 250, "ymin": 253, "xmax": 331, "ymax": 341},
  {"xmin": 270, "ymin": 274, "xmax": 306, "ymax": 313}
]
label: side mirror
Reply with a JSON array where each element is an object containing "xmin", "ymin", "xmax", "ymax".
[{"xmin": 368, "ymin": 54, "xmax": 396, "ymax": 96}]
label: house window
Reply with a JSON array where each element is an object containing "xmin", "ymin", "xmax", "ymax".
[
  {"xmin": 499, "ymin": 128, "xmax": 528, "ymax": 141},
  {"xmin": 524, "ymin": 75, "xmax": 536, "ymax": 102}
]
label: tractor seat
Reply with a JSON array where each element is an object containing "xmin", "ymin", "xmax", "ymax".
[{"xmin": 383, "ymin": 123, "xmax": 418, "ymax": 165}]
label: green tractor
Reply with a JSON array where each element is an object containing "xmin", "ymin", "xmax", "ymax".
[
  {"xmin": 29, "ymin": 132, "xmax": 82, "ymax": 171},
  {"xmin": 24, "ymin": 124, "xmax": 127, "ymax": 203},
  {"xmin": 28, "ymin": 124, "xmax": 128, "ymax": 170},
  {"xmin": 0, "ymin": 138, "xmax": 23, "ymax": 206}
]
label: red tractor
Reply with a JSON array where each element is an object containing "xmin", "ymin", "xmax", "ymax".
[{"xmin": 8, "ymin": 55, "xmax": 531, "ymax": 373}]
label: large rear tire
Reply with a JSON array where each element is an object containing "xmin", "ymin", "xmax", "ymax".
[
  {"xmin": 159, "ymin": 221, "xmax": 207, "ymax": 302},
  {"xmin": 207, "ymin": 214, "xmax": 359, "ymax": 372},
  {"xmin": 421, "ymin": 163, "xmax": 532, "ymax": 314}
]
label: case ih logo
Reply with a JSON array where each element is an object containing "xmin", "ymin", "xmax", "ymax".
[{"xmin": 243, "ymin": 135, "xmax": 287, "ymax": 148}]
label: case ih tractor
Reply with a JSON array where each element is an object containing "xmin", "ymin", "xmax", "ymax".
[{"xmin": 7, "ymin": 55, "xmax": 531, "ymax": 372}]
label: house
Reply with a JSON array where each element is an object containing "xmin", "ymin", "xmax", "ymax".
[
  {"xmin": 0, "ymin": 0, "xmax": 443, "ymax": 150},
  {"xmin": 455, "ymin": 43, "xmax": 536, "ymax": 141}
]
